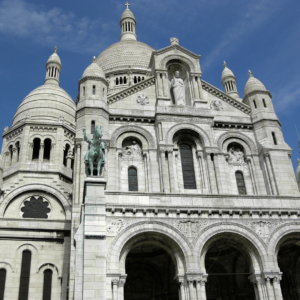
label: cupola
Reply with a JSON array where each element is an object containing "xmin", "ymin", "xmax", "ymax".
[
  {"xmin": 45, "ymin": 46, "xmax": 62, "ymax": 86},
  {"xmin": 244, "ymin": 70, "xmax": 267, "ymax": 97},
  {"xmin": 221, "ymin": 61, "xmax": 239, "ymax": 99},
  {"xmin": 120, "ymin": 2, "xmax": 137, "ymax": 41}
]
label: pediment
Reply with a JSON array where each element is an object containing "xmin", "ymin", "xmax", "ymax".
[{"xmin": 202, "ymin": 80, "xmax": 251, "ymax": 115}]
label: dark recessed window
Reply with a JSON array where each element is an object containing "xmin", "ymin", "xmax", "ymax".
[
  {"xmin": 0, "ymin": 269, "xmax": 6, "ymax": 300},
  {"xmin": 236, "ymin": 171, "xmax": 247, "ymax": 195},
  {"xmin": 92, "ymin": 85, "xmax": 96, "ymax": 95},
  {"xmin": 18, "ymin": 250, "xmax": 31, "ymax": 300},
  {"xmin": 272, "ymin": 132, "xmax": 277, "ymax": 145},
  {"xmin": 21, "ymin": 196, "xmax": 51, "ymax": 219},
  {"xmin": 43, "ymin": 269, "xmax": 53, "ymax": 300},
  {"xmin": 128, "ymin": 167, "xmax": 138, "ymax": 191},
  {"xmin": 32, "ymin": 138, "xmax": 41, "ymax": 160},
  {"xmin": 180, "ymin": 144, "xmax": 196, "ymax": 189},
  {"xmin": 263, "ymin": 98, "xmax": 267, "ymax": 108},
  {"xmin": 43, "ymin": 139, "xmax": 52, "ymax": 161},
  {"xmin": 91, "ymin": 121, "xmax": 95, "ymax": 135},
  {"xmin": 253, "ymin": 100, "xmax": 257, "ymax": 109}
]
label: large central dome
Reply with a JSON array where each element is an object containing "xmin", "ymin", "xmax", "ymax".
[{"xmin": 96, "ymin": 40, "xmax": 154, "ymax": 73}]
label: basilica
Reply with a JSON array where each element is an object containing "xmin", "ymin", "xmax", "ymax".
[{"xmin": 0, "ymin": 4, "xmax": 300, "ymax": 300}]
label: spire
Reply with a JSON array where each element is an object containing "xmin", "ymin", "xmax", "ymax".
[
  {"xmin": 45, "ymin": 46, "xmax": 62, "ymax": 86},
  {"xmin": 120, "ymin": 3, "xmax": 137, "ymax": 41}
]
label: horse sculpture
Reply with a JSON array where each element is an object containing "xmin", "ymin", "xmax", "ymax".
[{"xmin": 83, "ymin": 125, "xmax": 106, "ymax": 177}]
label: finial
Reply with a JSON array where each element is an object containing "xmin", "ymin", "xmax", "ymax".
[
  {"xmin": 93, "ymin": 56, "xmax": 96, "ymax": 62},
  {"xmin": 125, "ymin": 2, "xmax": 130, "ymax": 9},
  {"xmin": 54, "ymin": 46, "xmax": 58, "ymax": 53},
  {"xmin": 297, "ymin": 158, "xmax": 300, "ymax": 165},
  {"xmin": 223, "ymin": 61, "xmax": 227, "ymax": 68},
  {"xmin": 248, "ymin": 70, "xmax": 253, "ymax": 77}
]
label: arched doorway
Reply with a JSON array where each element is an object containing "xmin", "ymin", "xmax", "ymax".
[
  {"xmin": 277, "ymin": 234, "xmax": 300, "ymax": 300},
  {"xmin": 203, "ymin": 234, "xmax": 259, "ymax": 300},
  {"xmin": 125, "ymin": 243, "xmax": 179, "ymax": 300}
]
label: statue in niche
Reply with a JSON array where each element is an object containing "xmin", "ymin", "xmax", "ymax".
[
  {"xmin": 171, "ymin": 71, "xmax": 185, "ymax": 105},
  {"xmin": 122, "ymin": 141, "xmax": 142, "ymax": 161},
  {"xmin": 227, "ymin": 146, "xmax": 245, "ymax": 165}
]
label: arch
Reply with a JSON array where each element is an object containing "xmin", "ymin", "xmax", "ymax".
[
  {"xmin": 32, "ymin": 138, "xmax": 41, "ymax": 160},
  {"xmin": 119, "ymin": 133, "xmax": 147, "ymax": 150},
  {"xmin": 269, "ymin": 222, "xmax": 300, "ymax": 267},
  {"xmin": 0, "ymin": 184, "xmax": 71, "ymax": 218},
  {"xmin": 0, "ymin": 262, "xmax": 13, "ymax": 273},
  {"xmin": 15, "ymin": 243, "xmax": 38, "ymax": 274},
  {"xmin": 110, "ymin": 125, "xmax": 156, "ymax": 149},
  {"xmin": 223, "ymin": 137, "xmax": 252, "ymax": 156},
  {"xmin": 107, "ymin": 221, "xmax": 192, "ymax": 275},
  {"xmin": 166, "ymin": 123, "xmax": 211, "ymax": 146},
  {"xmin": 217, "ymin": 132, "xmax": 258, "ymax": 154},
  {"xmin": 38, "ymin": 263, "xmax": 60, "ymax": 278},
  {"xmin": 161, "ymin": 55, "xmax": 196, "ymax": 72},
  {"xmin": 193, "ymin": 222, "xmax": 267, "ymax": 272},
  {"xmin": 43, "ymin": 138, "xmax": 52, "ymax": 161},
  {"xmin": 29, "ymin": 134, "xmax": 56, "ymax": 144}
]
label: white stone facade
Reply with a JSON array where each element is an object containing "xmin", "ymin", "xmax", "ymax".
[{"xmin": 0, "ymin": 5, "xmax": 299, "ymax": 300}]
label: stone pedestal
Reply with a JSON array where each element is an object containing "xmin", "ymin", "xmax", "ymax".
[
  {"xmin": 83, "ymin": 177, "xmax": 107, "ymax": 300},
  {"xmin": 193, "ymin": 99, "xmax": 208, "ymax": 108}
]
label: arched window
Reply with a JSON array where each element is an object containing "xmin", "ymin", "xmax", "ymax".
[
  {"xmin": 8, "ymin": 145, "xmax": 13, "ymax": 165},
  {"xmin": 142, "ymin": 77, "xmax": 144, "ymax": 81},
  {"xmin": 16, "ymin": 141, "xmax": 20, "ymax": 162},
  {"xmin": 43, "ymin": 269, "xmax": 53, "ymax": 300},
  {"xmin": 128, "ymin": 167, "xmax": 138, "ymax": 191},
  {"xmin": 262, "ymin": 98, "xmax": 267, "ymax": 107},
  {"xmin": 32, "ymin": 138, "xmax": 41, "ymax": 160},
  {"xmin": 0, "ymin": 269, "xmax": 6, "ymax": 300},
  {"xmin": 124, "ymin": 76, "xmax": 127, "ymax": 84},
  {"xmin": 116, "ymin": 78, "xmax": 119, "ymax": 85},
  {"xmin": 134, "ymin": 76, "xmax": 137, "ymax": 84},
  {"xmin": 91, "ymin": 121, "xmax": 95, "ymax": 134},
  {"xmin": 235, "ymin": 171, "xmax": 246, "ymax": 195},
  {"xmin": 253, "ymin": 100, "xmax": 257, "ymax": 109},
  {"xmin": 92, "ymin": 85, "xmax": 96, "ymax": 95},
  {"xmin": 18, "ymin": 250, "xmax": 32, "ymax": 300},
  {"xmin": 63, "ymin": 144, "xmax": 70, "ymax": 167},
  {"xmin": 120, "ymin": 77, "xmax": 123, "ymax": 84},
  {"xmin": 138, "ymin": 76, "xmax": 141, "ymax": 82},
  {"xmin": 83, "ymin": 86, "xmax": 85, "ymax": 96},
  {"xmin": 180, "ymin": 144, "xmax": 196, "ymax": 189},
  {"xmin": 43, "ymin": 139, "xmax": 52, "ymax": 161},
  {"xmin": 272, "ymin": 132, "xmax": 277, "ymax": 145}
]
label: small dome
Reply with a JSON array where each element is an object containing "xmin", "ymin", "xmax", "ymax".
[
  {"xmin": 244, "ymin": 70, "xmax": 267, "ymax": 96},
  {"xmin": 13, "ymin": 84, "xmax": 76, "ymax": 126},
  {"xmin": 121, "ymin": 8, "xmax": 136, "ymax": 21},
  {"xmin": 221, "ymin": 61, "xmax": 235, "ymax": 81},
  {"xmin": 82, "ymin": 57, "xmax": 105, "ymax": 78},
  {"xmin": 47, "ymin": 47, "xmax": 61, "ymax": 65}
]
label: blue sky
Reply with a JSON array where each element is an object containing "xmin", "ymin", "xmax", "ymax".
[{"xmin": 0, "ymin": 0, "xmax": 300, "ymax": 169}]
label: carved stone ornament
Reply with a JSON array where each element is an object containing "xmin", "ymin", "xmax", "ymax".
[
  {"xmin": 136, "ymin": 94, "xmax": 149, "ymax": 105},
  {"xmin": 21, "ymin": 196, "xmax": 51, "ymax": 219},
  {"xmin": 175, "ymin": 220, "xmax": 208, "ymax": 238},
  {"xmin": 250, "ymin": 221, "xmax": 279, "ymax": 240},
  {"xmin": 122, "ymin": 141, "xmax": 143, "ymax": 161},
  {"xmin": 107, "ymin": 219, "xmax": 125, "ymax": 233},
  {"xmin": 226, "ymin": 146, "xmax": 246, "ymax": 166},
  {"xmin": 210, "ymin": 100, "xmax": 223, "ymax": 111}
]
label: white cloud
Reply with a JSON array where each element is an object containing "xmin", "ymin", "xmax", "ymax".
[{"xmin": 0, "ymin": 0, "xmax": 106, "ymax": 53}]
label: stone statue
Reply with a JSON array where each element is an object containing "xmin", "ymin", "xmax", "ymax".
[
  {"xmin": 171, "ymin": 71, "xmax": 185, "ymax": 105},
  {"xmin": 122, "ymin": 141, "xmax": 142, "ymax": 161},
  {"xmin": 83, "ymin": 125, "xmax": 106, "ymax": 177},
  {"xmin": 227, "ymin": 146, "xmax": 245, "ymax": 165}
]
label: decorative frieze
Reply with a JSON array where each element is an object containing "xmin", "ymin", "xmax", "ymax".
[
  {"xmin": 5, "ymin": 127, "xmax": 24, "ymax": 141},
  {"xmin": 156, "ymin": 106, "xmax": 212, "ymax": 117},
  {"xmin": 76, "ymin": 108, "xmax": 109, "ymax": 120},
  {"xmin": 156, "ymin": 115, "xmax": 214, "ymax": 125}
]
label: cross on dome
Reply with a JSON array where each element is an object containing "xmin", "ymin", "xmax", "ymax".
[
  {"xmin": 223, "ymin": 61, "xmax": 227, "ymax": 68},
  {"xmin": 93, "ymin": 56, "xmax": 96, "ymax": 62},
  {"xmin": 54, "ymin": 46, "xmax": 58, "ymax": 53},
  {"xmin": 125, "ymin": 2, "xmax": 130, "ymax": 9},
  {"xmin": 248, "ymin": 70, "xmax": 253, "ymax": 77}
]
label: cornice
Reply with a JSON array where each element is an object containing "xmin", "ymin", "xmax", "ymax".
[
  {"xmin": 201, "ymin": 80, "xmax": 251, "ymax": 115},
  {"xmin": 107, "ymin": 77, "xmax": 155, "ymax": 105},
  {"xmin": 79, "ymin": 76, "xmax": 109, "ymax": 86}
]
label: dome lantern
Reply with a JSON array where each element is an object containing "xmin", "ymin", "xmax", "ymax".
[
  {"xmin": 45, "ymin": 46, "xmax": 62, "ymax": 86},
  {"xmin": 221, "ymin": 61, "xmax": 239, "ymax": 99},
  {"xmin": 120, "ymin": 2, "xmax": 137, "ymax": 41}
]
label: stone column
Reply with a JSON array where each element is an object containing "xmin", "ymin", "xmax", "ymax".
[
  {"xmin": 4, "ymin": 151, "xmax": 10, "ymax": 168},
  {"xmin": 118, "ymin": 152, "xmax": 123, "ymax": 191},
  {"xmin": 39, "ymin": 143, "xmax": 44, "ymax": 162},
  {"xmin": 112, "ymin": 279, "xmax": 119, "ymax": 300},
  {"xmin": 256, "ymin": 281, "xmax": 264, "ymax": 300},
  {"xmin": 247, "ymin": 157, "xmax": 258, "ymax": 195},
  {"xmin": 118, "ymin": 277, "xmax": 126, "ymax": 300},
  {"xmin": 11, "ymin": 147, "xmax": 18, "ymax": 165},
  {"xmin": 206, "ymin": 153, "xmax": 218, "ymax": 194},
  {"xmin": 264, "ymin": 153, "xmax": 277, "ymax": 195},
  {"xmin": 213, "ymin": 153, "xmax": 227, "ymax": 194},
  {"xmin": 28, "ymin": 143, "xmax": 33, "ymax": 161},
  {"xmin": 265, "ymin": 278, "xmax": 275, "ymax": 300},
  {"xmin": 196, "ymin": 279, "xmax": 201, "ymax": 300},
  {"xmin": 200, "ymin": 280, "xmax": 207, "ymax": 300},
  {"xmin": 273, "ymin": 277, "xmax": 283, "ymax": 300},
  {"xmin": 163, "ymin": 72, "xmax": 169, "ymax": 97},
  {"xmin": 158, "ymin": 122, "xmax": 163, "ymax": 141},
  {"xmin": 143, "ymin": 153, "xmax": 149, "ymax": 192},
  {"xmin": 192, "ymin": 75, "xmax": 199, "ymax": 100},
  {"xmin": 178, "ymin": 279, "xmax": 186, "ymax": 300},
  {"xmin": 160, "ymin": 149, "xmax": 169, "ymax": 193},
  {"xmin": 50, "ymin": 144, "xmax": 55, "ymax": 163},
  {"xmin": 67, "ymin": 151, "xmax": 73, "ymax": 168},
  {"xmin": 188, "ymin": 279, "xmax": 195, "ymax": 300},
  {"xmin": 197, "ymin": 77, "xmax": 204, "ymax": 100},
  {"xmin": 75, "ymin": 144, "xmax": 81, "ymax": 205},
  {"xmin": 168, "ymin": 150, "xmax": 176, "ymax": 193},
  {"xmin": 156, "ymin": 72, "xmax": 163, "ymax": 97}
]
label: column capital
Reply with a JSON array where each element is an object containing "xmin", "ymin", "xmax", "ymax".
[
  {"xmin": 76, "ymin": 144, "xmax": 81, "ymax": 149},
  {"xmin": 112, "ymin": 279, "xmax": 119, "ymax": 285},
  {"xmin": 264, "ymin": 152, "xmax": 270, "ymax": 158}
]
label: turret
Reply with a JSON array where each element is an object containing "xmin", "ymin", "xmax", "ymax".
[
  {"xmin": 221, "ymin": 61, "xmax": 239, "ymax": 99},
  {"xmin": 120, "ymin": 2, "xmax": 137, "ymax": 41},
  {"xmin": 45, "ymin": 46, "xmax": 61, "ymax": 86}
]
